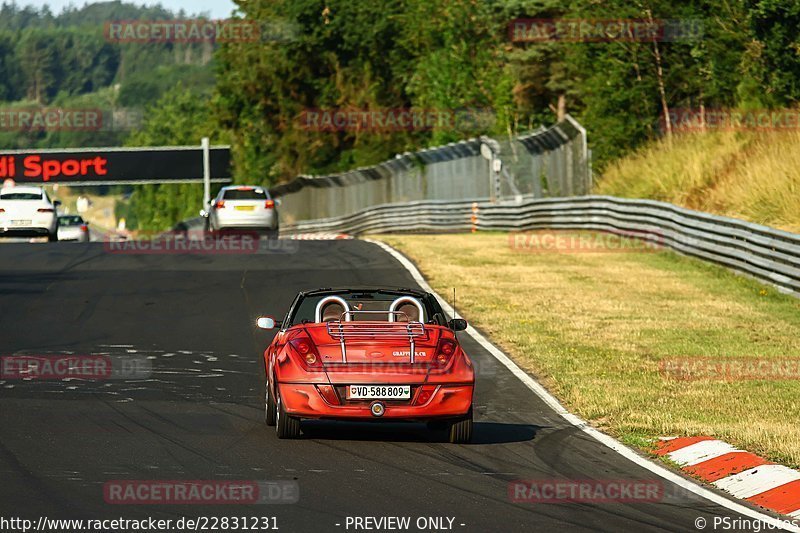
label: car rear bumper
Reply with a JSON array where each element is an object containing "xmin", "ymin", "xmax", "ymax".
[
  {"xmin": 214, "ymin": 211, "xmax": 277, "ymax": 230},
  {"xmin": 0, "ymin": 215, "xmax": 57, "ymax": 235},
  {"xmin": 0, "ymin": 226, "xmax": 53, "ymax": 236},
  {"xmin": 278, "ymin": 382, "xmax": 473, "ymax": 420},
  {"xmin": 57, "ymin": 229, "xmax": 89, "ymax": 241}
]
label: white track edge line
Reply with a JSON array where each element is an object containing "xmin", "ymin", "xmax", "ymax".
[{"xmin": 365, "ymin": 238, "xmax": 800, "ymax": 532}]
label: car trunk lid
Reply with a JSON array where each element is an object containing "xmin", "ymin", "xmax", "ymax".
[
  {"xmin": 0, "ymin": 199, "xmax": 47, "ymax": 219},
  {"xmin": 303, "ymin": 322, "xmax": 442, "ymax": 384}
]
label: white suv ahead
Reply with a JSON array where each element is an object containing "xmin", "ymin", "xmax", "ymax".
[{"xmin": 0, "ymin": 186, "xmax": 60, "ymax": 241}]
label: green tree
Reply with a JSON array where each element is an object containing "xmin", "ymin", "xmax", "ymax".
[
  {"xmin": 0, "ymin": 31, "xmax": 22, "ymax": 101},
  {"xmin": 17, "ymin": 29, "xmax": 59, "ymax": 102},
  {"xmin": 125, "ymin": 86, "xmax": 230, "ymax": 231},
  {"xmin": 745, "ymin": 0, "xmax": 800, "ymax": 105}
]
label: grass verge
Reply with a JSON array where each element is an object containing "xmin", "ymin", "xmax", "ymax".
[{"xmin": 376, "ymin": 232, "xmax": 800, "ymax": 467}]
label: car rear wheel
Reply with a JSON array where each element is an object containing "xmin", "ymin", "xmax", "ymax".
[
  {"xmin": 275, "ymin": 390, "xmax": 301, "ymax": 439},
  {"xmin": 264, "ymin": 385, "xmax": 276, "ymax": 426},
  {"xmin": 448, "ymin": 408, "xmax": 473, "ymax": 444}
]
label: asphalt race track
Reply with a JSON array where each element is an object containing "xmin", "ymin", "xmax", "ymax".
[{"xmin": 0, "ymin": 239, "xmax": 768, "ymax": 532}]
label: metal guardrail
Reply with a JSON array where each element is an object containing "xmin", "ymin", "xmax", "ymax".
[
  {"xmin": 270, "ymin": 138, "xmax": 488, "ymax": 223},
  {"xmin": 281, "ymin": 195, "xmax": 800, "ymax": 296},
  {"xmin": 270, "ymin": 115, "xmax": 590, "ymax": 224}
]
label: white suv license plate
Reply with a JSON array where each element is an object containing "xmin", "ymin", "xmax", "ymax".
[
  {"xmin": 11, "ymin": 220, "xmax": 32, "ymax": 226},
  {"xmin": 347, "ymin": 385, "xmax": 411, "ymax": 400}
]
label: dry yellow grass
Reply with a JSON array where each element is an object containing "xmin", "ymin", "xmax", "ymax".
[
  {"xmin": 378, "ymin": 232, "xmax": 800, "ymax": 466},
  {"xmin": 597, "ymin": 131, "xmax": 800, "ymax": 233}
]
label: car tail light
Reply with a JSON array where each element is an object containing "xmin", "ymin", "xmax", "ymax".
[
  {"xmin": 435, "ymin": 339, "xmax": 457, "ymax": 366},
  {"xmin": 0, "ymin": 208, "xmax": 4, "ymax": 213},
  {"xmin": 37, "ymin": 208, "xmax": 54, "ymax": 213},
  {"xmin": 214, "ymin": 200, "xmax": 225, "ymax": 209},
  {"xmin": 415, "ymin": 385, "xmax": 437, "ymax": 405},
  {"xmin": 264, "ymin": 200, "xmax": 275, "ymax": 209},
  {"xmin": 80, "ymin": 224, "xmax": 88, "ymax": 232},
  {"xmin": 316, "ymin": 384, "xmax": 340, "ymax": 405},
  {"xmin": 289, "ymin": 337, "xmax": 322, "ymax": 369}
]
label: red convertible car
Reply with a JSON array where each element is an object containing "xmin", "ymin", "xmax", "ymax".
[{"xmin": 257, "ymin": 288, "xmax": 474, "ymax": 442}]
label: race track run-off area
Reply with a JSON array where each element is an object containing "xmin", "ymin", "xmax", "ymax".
[{"xmin": 0, "ymin": 239, "xmax": 790, "ymax": 532}]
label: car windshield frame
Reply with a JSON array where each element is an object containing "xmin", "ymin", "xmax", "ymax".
[{"xmin": 284, "ymin": 288, "xmax": 447, "ymax": 327}]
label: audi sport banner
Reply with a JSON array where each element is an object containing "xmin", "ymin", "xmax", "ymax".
[{"xmin": 0, "ymin": 146, "xmax": 231, "ymax": 185}]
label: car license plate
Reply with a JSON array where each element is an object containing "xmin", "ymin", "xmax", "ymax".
[
  {"xmin": 347, "ymin": 385, "xmax": 411, "ymax": 400},
  {"xmin": 235, "ymin": 205, "xmax": 255, "ymax": 211},
  {"xmin": 11, "ymin": 220, "xmax": 31, "ymax": 226}
]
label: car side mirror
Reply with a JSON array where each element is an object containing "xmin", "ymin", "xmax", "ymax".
[
  {"xmin": 448, "ymin": 318, "xmax": 467, "ymax": 331},
  {"xmin": 53, "ymin": 200, "xmax": 61, "ymax": 207},
  {"xmin": 256, "ymin": 316, "xmax": 276, "ymax": 329}
]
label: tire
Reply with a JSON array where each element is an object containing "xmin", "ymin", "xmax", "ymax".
[
  {"xmin": 275, "ymin": 389, "xmax": 301, "ymax": 439},
  {"xmin": 448, "ymin": 408, "xmax": 473, "ymax": 444},
  {"xmin": 264, "ymin": 384, "xmax": 276, "ymax": 426}
]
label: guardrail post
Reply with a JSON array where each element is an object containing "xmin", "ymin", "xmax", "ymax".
[
  {"xmin": 471, "ymin": 202, "xmax": 479, "ymax": 233},
  {"xmin": 201, "ymin": 137, "xmax": 211, "ymax": 210},
  {"xmin": 492, "ymin": 158, "xmax": 502, "ymax": 201}
]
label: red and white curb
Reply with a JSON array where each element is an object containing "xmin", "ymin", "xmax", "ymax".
[
  {"xmin": 657, "ymin": 437, "xmax": 800, "ymax": 519},
  {"xmin": 285, "ymin": 233, "xmax": 352, "ymax": 240}
]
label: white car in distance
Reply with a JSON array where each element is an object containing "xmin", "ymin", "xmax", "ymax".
[
  {"xmin": 201, "ymin": 185, "xmax": 280, "ymax": 238},
  {"xmin": 57, "ymin": 214, "xmax": 90, "ymax": 242},
  {"xmin": 0, "ymin": 186, "xmax": 60, "ymax": 242}
]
